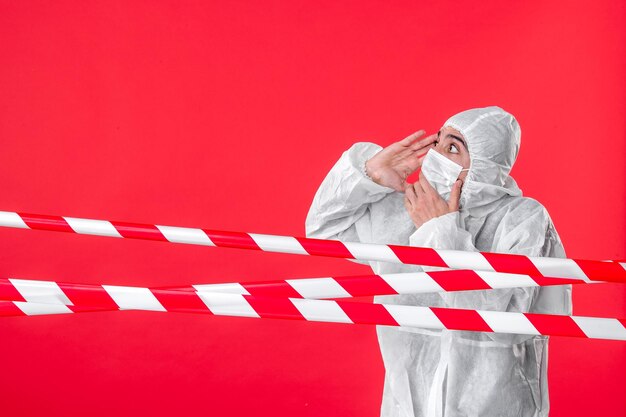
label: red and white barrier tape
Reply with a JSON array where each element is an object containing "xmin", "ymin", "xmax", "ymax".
[
  {"xmin": 0, "ymin": 270, "xmax": 588, "ymax": 306},
  {"xmin": 1, "ymin": 294, "xmax": 625, "ymax": 341},
  {"xmin": 1, "ymin": 277, "xmax": 624, "ymax": 341},
  {"xmin": 1, "ymin": 211, "xmax": 625, "ymax": 282},
  {"xmin": 158, "ymin": 270, "xmax": 590, "ymax": 298}
]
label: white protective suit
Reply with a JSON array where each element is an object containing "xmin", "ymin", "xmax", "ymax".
[{"xmin": 305, "ymin": 106, "xmax": 572, "ymax": 417}]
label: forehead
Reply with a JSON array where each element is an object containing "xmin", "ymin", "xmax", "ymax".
[{"xmin": 439, "ymin": 125, "xmax": 464, "ymax": 139}]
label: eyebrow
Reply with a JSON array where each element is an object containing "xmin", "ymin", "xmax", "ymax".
[{"xmin": 437, "ymin": 130, "xmax": 468, "ymax": 150}]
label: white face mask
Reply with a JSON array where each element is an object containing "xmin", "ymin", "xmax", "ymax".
[{"xmin": 420, "ymin": 148, "xmax": 469, "ymax": 199}]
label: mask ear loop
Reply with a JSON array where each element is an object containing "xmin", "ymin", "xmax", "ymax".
[{"xmin": 456, "ymin": 168, "xmax": 469, "ymax": 180}]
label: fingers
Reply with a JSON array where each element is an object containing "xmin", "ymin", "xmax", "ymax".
[
  {"xmin": 418, "ymin": 170, "xmax": 436, "ymax": 197},
  {"xmin": 415, "ymin": 150, "xmax": 429, "ymax": 166},
  {"xmin": 404, "ymin": 182, "xmax": 417, "ymax": 206},
  {"xmin": 409, "ymin": 133, "xmax": 437, "ymax": 152},
  {"xmin": 393, "ymin": 133, "xmax": 436, "ymax": 170},
  {"xmin": 399, "ymin": 130, "xmax": 426, "ymax": 146},
  {"xmin": 448, "ymin": 179, "xmax": 463, "ymax": 211},
  {"xmin": 413, "ymin": 175, "xmax": 426, "ymax": 200}
]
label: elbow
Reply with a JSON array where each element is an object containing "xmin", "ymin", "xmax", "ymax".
[
  {"xmin": 304, "ymin": 213, "xmax": 322, "ymax": 239},
  {"xmin": 304, "ymin": 214, "xmax": 338, "ymax": 241}
]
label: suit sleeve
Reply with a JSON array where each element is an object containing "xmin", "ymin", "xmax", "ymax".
[{"xmin": 305, "ymin": 142, "xmax": 395, "ymax": 264}]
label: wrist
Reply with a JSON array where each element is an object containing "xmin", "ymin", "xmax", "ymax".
[{"xmin": 363, "ymin": 159, "xmax": 377, "ymax": 182}]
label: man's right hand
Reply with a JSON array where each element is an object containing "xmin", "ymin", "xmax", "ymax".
[{"xmin": 365, "ymin": 130, "xmax": 437, "ymax": 192}]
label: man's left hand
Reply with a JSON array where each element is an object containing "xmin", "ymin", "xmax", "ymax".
[{"xmin": 404, "ymin": 171, "xmax": 463, "ymax": 229}]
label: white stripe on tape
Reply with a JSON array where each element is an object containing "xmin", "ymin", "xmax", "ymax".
[
  {"xmin": 14, "ymin": 301, "xmax": 73, "ymax": 316},
  {"xmin": 571, "ymin": 317, "xmax": 626, "ymax": 340},
  {"xmin": 63, "ymin": 217, "xmax": 123, "ymax": 238},
  {"xmin": 437, "ymin": 250, "xmax": 495, "ymax": 271},
  {"xmin": 102, "ymin": 286, "xmax": 167, "ymax": 311},
  {"xmin": 384, "ymin": 305, "xmax": 444, "ymax": 329},
  {"xmin": 193, "ymin": 283, "xmax": 250, "ymax": 295},
  {"xmin": 474, "ymin": 271, "xmax": 539, "ymax": 289},
  {"xmin": 9, "ymin": 278, "xmax": 73, "ymax": 305},
  {"xmin": 529, "ymin": 257, "xmax": 590, "ymax": 282},
  {"xmin": 290, "ymin": 299, "xmax": 353, "ymax": 323},
  {"xmin": 477, "ymin": 310, "xmax": 540, "ymax": 336},
  {"xmin": 342, "ymin": 242, "xmax": 401, "ymax": 263},
  {"xmin": 247, "ymin": 234, "xmax": 308, "ymax": 255},
  {"xmin": 155, "ymin": 225, "xmax": 215, "ymax": 246},
  {"xmin": 380, "ymin": 272, "xmax": 444, "ymax": 294},
  {"xmin": 0, "ymin": 211, "xmax": 29, "ymax": 229},
  {"xmin": 286, "ymin": 277, "xmax": 351, "ymax": 299},
  {"xmin": 197, "ymin": 293, "xmax": 259, "ymax": 318}
]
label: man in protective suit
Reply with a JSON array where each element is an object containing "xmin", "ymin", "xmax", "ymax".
[{"xmin": 305, "ymin": 106, "xmax": 572, "ymax": 417}]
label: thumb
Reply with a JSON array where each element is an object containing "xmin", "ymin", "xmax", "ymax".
[{"xmin": 448, "ymin": 180, "xmax": 463, "ymax": 210}]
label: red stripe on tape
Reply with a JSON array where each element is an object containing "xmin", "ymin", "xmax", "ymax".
[
  {"xmin": 244, "ymin": 295, "xmax": 303, "ymax": 320},
  {"xmin": 0, "ymin": 301, "xmax": 26, "ymax": 316},
  {"xmin": 203, "ymin": 230, "xmax": 261, "ymax": 250},
  {"xmin": 295, "ymin": 237, "xmax": 354, "ymax": 259},
  {"xmin": 109, "ymin": 221, "xmax": 168, "ymax": 241},
  {"xmin": 0, "ymin": 279, "xmax": 26, "ymax": 302},
  {"xmin": 573, "ymin": 259, "xmax": 626, "ymax": 284},
  {"xmin": 243, "ymin": 281, "xmax": 302, "ymax": 298},
  {"xmin": 388, "ymin": 245, "xmax": 447, "ymax": 267},
  {"xmin": 481, "ymin": 252, "xmax": 542, "ymax": 275},
  {"xmin": 525, "ymin": 313, "xmax": 587, "ymax": 338},
  {"xmin": 431, "ymin": 307, "xmax": 493, "ymax": 332},
  {"xmin": 150, "ymin": 285, "xmax": 195, "ymax": 292},
  {"xmin": 18, "ymin": 213, "xmax": 73, "ymax": 233},
  {"xmin": 334, "ymin": 275, "xmax": 397, "ymax": 297},
  {"xmin": 68, "ymin": 305, "xmax": 114, "ymax": 313},
  {"xmin": 339, "ymin": 301, "xmax": 398, "ymax": 326},
  {"xmin": 57, "ymin": 283, "xmax": 120, "ymax": 309},
  {"xmin": 431, "ymin": 270, "xmax": 492, "ymax": 292},
  {"xmin": 152, "ymin": 290, "xmax": 211, "ymax": 312}
]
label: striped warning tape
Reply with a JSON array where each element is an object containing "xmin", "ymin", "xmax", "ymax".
[
  {"xmin": 1, "ymin": 293, "xmax": 624, "ymax": 341},
  {"xmin": 0, "ymin": 270, "xmax": 588, "ymax": 305},
  {"xmin": 1, "ymin": 211, "xmax": 625, "ymax": 282}
]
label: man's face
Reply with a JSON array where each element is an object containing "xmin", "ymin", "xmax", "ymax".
[{"xmin": 431, "ymin": 126, "xmax": 471, "ymax": 181}]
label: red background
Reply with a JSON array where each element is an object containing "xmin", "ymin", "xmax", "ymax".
[{"xmin": 0, "ymin": 1, "xmax": 624, "ymax": 416}]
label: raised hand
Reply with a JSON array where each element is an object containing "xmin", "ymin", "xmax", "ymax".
[
  {"xmin": 365, "ymin": 130, "xmax": 437, "ymax": 192},
  {"xmin": 404, "ymin": 170, "xmax": 463, "ymax": 229}
]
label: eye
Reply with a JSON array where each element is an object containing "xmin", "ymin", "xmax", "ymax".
[{"xmin": 449, "ymin": 144, "xmax": 459, "ymax": 154}]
